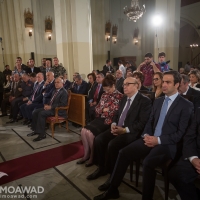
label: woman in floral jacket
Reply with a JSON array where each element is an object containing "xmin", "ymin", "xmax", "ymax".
[{"xmin": 77, "ymin": 74, "xmax": 123, "ymax": 167}]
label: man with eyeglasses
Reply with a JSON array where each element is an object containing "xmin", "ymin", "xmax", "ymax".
[
  {"xmin": 93, "ymin": 71, "xmax": 193, "ymax": 200},
  {"xmin": 87, "ymin": 77, "xmax": 152, "ymax": 187}
]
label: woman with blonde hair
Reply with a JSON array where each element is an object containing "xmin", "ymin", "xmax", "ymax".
[{"xmin": 188, "ymin": 69, "xmax": 200, "ymax": 91}]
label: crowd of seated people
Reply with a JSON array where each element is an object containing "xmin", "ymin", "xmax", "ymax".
[{"xmin": 1, "ymin": 52, "xmax": 200, "ymax": 199}]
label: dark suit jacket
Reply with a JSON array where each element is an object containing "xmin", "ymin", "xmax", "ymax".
[
  {"xmin": 183, "ymin": 108, "xmax": 200, "ymax": 158},
  {"xmin": 43, "ymin": 80, "xmax": 56, "ymax": 104},
  {"xmin": 116, "ymin": 77, "xmax": 124, "ymax": 94},
  {"xmin": 87, "ymin": 82, "xmax": 97, "ymax": 100},
  {"xmin": 64, "ymin": 80, "xmax": 71, "ymax": 90},
  {"xmin": 30, "ymin": 81, "xmax": 45, "ymax": 104},
  {"xmin": 26, "ymin": 67, "xmax": 41, "ymax": 74},
  {"xmin": 21, "ymin": 80, "xmax": 34, "ymax": 97},
  {"xmin": 102, "ymin": 65, "xmax": 114, "ymax": 76},
  {"xmin": 71, "ymin": 80, "xmax": 88, "ymax": 95},
  {"xmin": 89, "ymin": 83, "xmax": 104, "ymax": 104},
  {"xmin": 10, "ymin": 81, "xmax": 23, "ymax": 98},
  {"xmin": 48, "ymin": 87, "xmax": 68, "ymax": 118},
  {"xmin": 187, "ymin": 87, "xmax": 200, "ymax": 110},
  {"xmin": 143, "ymin": 95, "xmax": 194, "ymax": 158},
  {"xmin": 113, "ymin": 92, "xmax": 152, "ymax": 140}
]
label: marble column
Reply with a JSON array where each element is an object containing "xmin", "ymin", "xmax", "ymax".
[{"xmin": 54, "ymin": 0, "xmax": 93, "ymax": 81}]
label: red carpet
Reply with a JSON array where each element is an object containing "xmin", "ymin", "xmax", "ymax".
[{"xmin": 0, "ymin": 141, "xmax": 83, "ymax": 185}]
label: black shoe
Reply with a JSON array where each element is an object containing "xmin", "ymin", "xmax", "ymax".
[
  {"xmin": 87, "ymin": 167, "xmax": 107, "ymax": 180},
  {"xmin": 27, "ymin": 132, "xmax": 38, "ymax": 137},
  {"xmin": 23, "ymin": 119, "xmax": 28, "ymax": 125},
  {"xmin": 77, "ymin": 159, "xmax": 87, "ymax": 164},
  {"xmin": 33, "ymin": 135, "xmax": 46, "ymax": 142},
  {"xmin": 26, "ymin": 120, "xmax": 32, "ymax": 125},
  {"xmin": 93, "ymin": 189, "xmax": 119, "ymax": 200},
  {"xmin": 98, "ymin": 177, "xmax": 111, "ymax": 191},
  {"xmin": 0, "ymin": 114, "xmax": 7, "ymax": 117},
  {"xmin": 6, "ymin": 119, "xmax": 18, "ymax": 124},
  {"xmin": 85, "ymin": 162, "xmax": 93, "ymax": 167},
  {"xmin": 17, "ymin": 116, "xmax": 23, "ymax": 120}
]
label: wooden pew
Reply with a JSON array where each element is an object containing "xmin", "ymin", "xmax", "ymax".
[{"xmin": 68, "ymin": 93, "xmax": 86, "ymax": 127}]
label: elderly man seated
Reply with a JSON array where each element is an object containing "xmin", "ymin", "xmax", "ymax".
[{"xmin": 28, "ymin": 77, "xmax": 68, "ymax": 142}]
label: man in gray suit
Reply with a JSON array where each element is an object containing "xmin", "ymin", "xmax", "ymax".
[
  {"xmin": 29, "ymin": 77, "xmax": 68, "ymax": 142},
  {"xmin": 115, "ymin": 70, "xmax": 124, "ymax": 94}
]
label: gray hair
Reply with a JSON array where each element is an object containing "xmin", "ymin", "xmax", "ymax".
[
  {"xmin": 75, "ymin": 74, "xmax": 82, "ymax": 80},
  {"xmin": 180, "ymin": 74, "xmax": 189, "ymax": 84}
]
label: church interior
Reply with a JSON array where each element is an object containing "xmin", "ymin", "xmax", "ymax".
[{"xmin": 0, "ymin": 0, "xmax": 200, "ymax": 199}]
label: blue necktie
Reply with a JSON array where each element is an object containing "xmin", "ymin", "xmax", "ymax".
[{"xmin": 154, "ymin": 97, "xmax": 170, "ymax": 137}]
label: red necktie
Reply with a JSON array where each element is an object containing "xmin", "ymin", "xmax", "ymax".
[
  {"xmin": 49, "ymin": 90, "xmax": 59, "ymax": 105},
  {"xmin": 94, "ymin": 84, "xmax": 100, "ymax": 102}
]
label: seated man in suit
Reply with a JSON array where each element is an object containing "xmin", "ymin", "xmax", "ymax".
[
  {"xmin": 0, "ymin": 74, "xmax": 22, "ymax": 117},
  {"xmin": 6, "ymin": 73, "xmax": 33, "ymax": 123},
  {"xmin": 88, "ymin": 73, "xmax": 104, "ymax": 121},
  {"xmin": 179, "ymin": 74, "xmax": 200, "ymax": 112},
  {"xmin": 93, "ymin": 71, "xmax": 194, "ymax": 200},
  {"xmin": 169, "ymin": 108, "xmax": 200, "ymax": 200},
  {"xmin": 115, "ymin": 70, "xmax": 124, "ymax": 94},
  {"xmin": 20, "ymin": 73, "xmax": 45, "ymax": 125},
  {"xmin": 71, "ymin": 74, "xmax": 88, "ymax": 95},
  {"xmin": 87, "ymin": 77, "xmax": 152, "ymax": 185},
  {"xmin": 62, "ymin": 72, "xmax": 71, "ymax": 90},
  {"xmin": 28, "ymin": 77, "xmax": 68, "ymax": 141},
  {"xmin": 26, "ymin": 58, "xmax": 41, "ymax": 74}
]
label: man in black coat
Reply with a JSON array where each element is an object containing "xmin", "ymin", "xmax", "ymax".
[
  {"xmin": 115, "ymin": 70, "xmax": 124, "ymax": 94},
  {"xmin": 87, "ymin": 73, "xmax": 104, "ymax": 121},
  {"xmin": 71, "ymin": 74, "xmax": 88, "ymax": 95},
  {"xmin": 87, "ymin": 77, "xmax": 152, "ymax": 185},
  {"xmin": 29, "ymin": 77, "xmax": 68, "ymax": 142},
  {"xmin": 169, "ymin": 108, "xmax": 200, "ymax": 200},
  {"xmin": 93, "ymin": 71, "xmax": 194, "ymax": 200},
  {"xmin": 26, "ymin": 59, "xmax": 41, "ymax": 74},
  {"xmin": 179, "ymin": 74, "xmax": 200, "ymax": 112},
  {"xmin": 102, "ymin": 60, "xmax": 114, "ymax": 76}
]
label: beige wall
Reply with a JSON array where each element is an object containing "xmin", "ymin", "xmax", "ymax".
[{"xmin": 0, "ymin": 0, "xmax": 56, "ymax": 71}]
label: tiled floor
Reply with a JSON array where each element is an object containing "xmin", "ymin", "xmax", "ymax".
[{"xmin": 0, "ymin": 116, "xmax": 180, "ymax": 200}]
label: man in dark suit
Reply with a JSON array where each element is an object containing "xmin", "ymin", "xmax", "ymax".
[
  {"xmin": 62, "ymin": 72, "xmax": 71, "ymax": 90},
  {"xmin": 87, "ymin": 73, "xmax": 104, "ymax": 121},
  {"xmin": 179, "ymin": 74, "xmax": 200, "ymax": 112},
  {"xmin": 15, "ymin": 56, "xmax": 28, "ymax": 72},
  {"xmin": 71, "ymin": 74, "xmax": 88, "ymax": 95},
  {"xmin": 169, "ymin": 108, "xmax": 200, "ymax": 200},
  {"xmin": 102, "ymin": 60, "xmax": 114, "ymax": 76},
  {"xmin": 87, "ymin": 77, "xmax": 152, "ymax": 184},
  {"xmin": 115, "ymin": 70, "xmax": 124, "ymax": 94},
  {"xmin": 93, "ymin": 71, "xmax": 194, "ymax": 200},
  {"xmin": 20, "ymin": 73, "xmax": 45, "ymax": 125},
  {"xmin": 6, "ymin": 73, "xmax": 33, "ymax": 123},
  {"xmin": 26, "ymin": 59, "xmax": 41, "ymax": 74},
  {"xmin": 0, "ymin": 74, "xmax": 22, "ymax": 117},
  {"xmin": 28, "ymin": 77, "xmax": 68, "ymax": 141}
]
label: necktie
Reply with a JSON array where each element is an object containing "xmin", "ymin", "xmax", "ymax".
[
  {"xmin": 94, "ymin": 84, "xmax": 100, "ymax": 102},
  {"xmin": 77, "ymin": 85, "xmax": 80, "ymax": 92},
  {"xmin": 49, "ymin": 90, "xmax": 59, "ymax": 105},
  {"xmin": 154, "ymin": 97, "xmax": 170, "ymax": 137},
  {"xmin": 32, "ymin": 83, "xmax": 39, "ymax": 101},
  {"xmin": 118, "ymin": 98, "xmax": 131, "ymax": 127}
]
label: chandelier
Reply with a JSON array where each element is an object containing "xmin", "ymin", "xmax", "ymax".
[{"xmin": 124, "ymin": 0, "xmax": 146, "ymax": 22}]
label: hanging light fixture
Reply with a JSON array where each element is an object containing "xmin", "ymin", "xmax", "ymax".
[{"xmin": 124, "ymin": 0, "xmax": 146, "ymax": 22}]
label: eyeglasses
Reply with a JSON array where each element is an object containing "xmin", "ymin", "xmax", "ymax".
[
  {"xmin": 153, "ymin": 78, "xmax": 159, "ymax": 81},
  {"xmin": 122, "ymin": 82, "xmax": 137, "ymax": 87}
]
